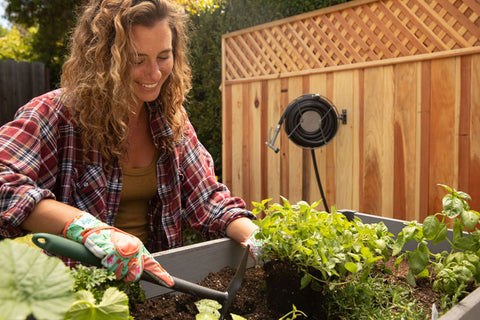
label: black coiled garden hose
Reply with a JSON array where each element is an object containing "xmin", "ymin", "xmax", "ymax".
[
  {"xmin": 266, "ymin": 93, "xmax": 345, "ymax": 213},
  {"xmin": 283, "ymin": 94, "xmax": 339, "ymax": 149}
]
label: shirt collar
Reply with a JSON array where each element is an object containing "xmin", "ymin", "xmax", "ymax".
[{"xmin": 145, "ymin": 101, "xmax": 174, "ymax": 145}]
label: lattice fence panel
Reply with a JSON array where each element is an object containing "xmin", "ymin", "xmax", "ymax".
[{"xmin": 223, "ymin": 0, "xmax": 480, "ymax": 81}]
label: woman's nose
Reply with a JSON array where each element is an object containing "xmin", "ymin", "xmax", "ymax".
[{"xmin": 146, "ymin": 60, "xmax": 162, "ymax": 80}]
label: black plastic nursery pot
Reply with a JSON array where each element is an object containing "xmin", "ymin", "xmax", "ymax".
[{"xmin": 146, "ymin": 212, "xmax": 480, "ymax": 320}]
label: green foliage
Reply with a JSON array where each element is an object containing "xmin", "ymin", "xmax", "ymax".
[
  {"xmin": 322, "ymin": 274, "xmax": 428, "ymax": 319},
  {"xmin": 11, "ymin": 233, "xmax": 37, "ymax": 248},
  {"xmin": 278, "ymin": 305, "xmax": 307, "ymax": 320},
  {"xmin": 0, "ymin": 239, "xmax": 75, "ymax": 320},
  {"xmin": 5, "ymin": 0, "xmax": 82, "ymax": 87},
  {"xmin": 64, "ymin": 288, "xmax": 131, "ymax": 320},
  {"xmin": 183, "ymin": 227, "xmax": 204, "ymax": 245},
  {"xmin": 71, "ymin": 264, "xmax": 145, "ymax": 306},
  {"xmin": 393, "ymin": 184, "xmax": 480, "ymax": 309},
  {"xmin": 193, "ymin": 299, "xmax": 306, "ymax": 320},
  {"xmin": 253, "ymin": 198, "xmax": 393, "ymax": 287},
  {"xmin": 252, "ymin": 199, "xmax": 430, "ymax": 319},
  {"xmin": 176, "ymin": 0, "xmax": 221, "ymax": 14},
  {"xmin": 194, "ymin": 299, "xmax": 246, "ymax": 320},
  {"xmin": 0, "ymin": 25, "xmax": 36, "ymax": 61},
  {"xmin": 0, "ymin": 239, "xmax": 144, "ymax": 320},
  {"xmin": 254, "ymin": 186, "xmax": 480, "ymax": 314},
  {"xmin": 0, "ymin": 25, "xmax": 9, "ymax": 37}
]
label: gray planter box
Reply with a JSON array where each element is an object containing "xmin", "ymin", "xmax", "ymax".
[
  {"xmin": 145, "ymin": 238, "xmax": 255, "ymax": 299},
  {"xmin": 147, "ymin": 212, "xmax": 480, "ymax": 319}
]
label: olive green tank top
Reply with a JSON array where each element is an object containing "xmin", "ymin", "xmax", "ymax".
[{"xmin": 115, "ymin": 150, "xmax": 159, "ymax": 243}]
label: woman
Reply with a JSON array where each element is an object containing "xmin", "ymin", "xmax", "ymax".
[{"xmin": 0, "ymin": 0, "xmax": 260, "ymax": 285}]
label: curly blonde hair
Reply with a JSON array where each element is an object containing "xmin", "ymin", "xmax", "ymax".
[{"xmin": 61, "ymin": 0, "xmax": 191, "ymax": 169}]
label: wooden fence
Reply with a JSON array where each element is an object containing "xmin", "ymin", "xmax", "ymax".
[
  {"xmin": 221, "ymin": 0, "xmax": 480, "ymax": 222},
  {"xmin": 0, "ymin": 60, "xmax": 49, "ymax": 125}
]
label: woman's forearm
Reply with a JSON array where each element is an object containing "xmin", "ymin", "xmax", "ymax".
[
  {"xmin": 20, "ymin": 199, "xmax": 82, "ymax": 234},
  {"xmin": 226, "ymin": 217, "xmax": 258, "ymax": 243}
]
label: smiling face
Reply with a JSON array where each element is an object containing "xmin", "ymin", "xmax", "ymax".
[{"xmin": 130, "ymin": 19, "xmax": 173, "ymax": 109}]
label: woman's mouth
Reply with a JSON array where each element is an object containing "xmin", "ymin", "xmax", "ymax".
[{"xmin": 141, "ymin": 82, "xmax": 158, "ymax": 89}]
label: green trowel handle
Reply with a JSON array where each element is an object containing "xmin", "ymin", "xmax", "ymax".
[{"xmin": 32, "ymin": 233, "xmax": 103, "ymax": 268}]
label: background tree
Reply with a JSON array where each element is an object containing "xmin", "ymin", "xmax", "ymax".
[
  {"xmin": 0, "ymin": 25, "xmax": 36, "ymax": 60},
  {"xmin": 5, "ymin": 0, "xmax": 81, "ymax": 88},
  {"xmin": 0, "ymin": 25, "xmax": 8, "ymax": 37}
]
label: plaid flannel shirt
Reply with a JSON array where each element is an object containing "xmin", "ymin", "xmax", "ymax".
[{"xmin": 0, "ymin": 89, "xmax": 252, "ymax": 254}]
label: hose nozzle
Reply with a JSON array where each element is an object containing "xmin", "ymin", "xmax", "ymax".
[{"xmin": 266, "ymin": 124, "xmax": 281, "ymax": 153}]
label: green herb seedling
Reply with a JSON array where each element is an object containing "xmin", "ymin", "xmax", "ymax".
[
  {"xmin": 253, "ymin": 197, "xmax": 393, "ymax": 288},
  {"xmin": 392, "ymin": 184, "xmax": 480, "ymax": 308}
]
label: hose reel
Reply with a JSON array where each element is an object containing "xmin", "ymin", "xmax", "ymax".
[{"xmin": 266, "ymin": 93, "xmax": 347, "ymax": 212}]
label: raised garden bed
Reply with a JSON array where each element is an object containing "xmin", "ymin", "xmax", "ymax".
[
  {"xmin": 135, "ymin": 211, "xmax": 480, "ymax": 320},
  {"xmin": 5, "ymin": 186, "xmax": 478, "ymax": 320}
]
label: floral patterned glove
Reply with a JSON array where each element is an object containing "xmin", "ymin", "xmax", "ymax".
[
  {"xmin": 63, "ymin": 211, "xmax": 174, "ymax": 285},
  {"xmin": 241, "ymin": 229, "xmax": 265, "ymax": 263}
]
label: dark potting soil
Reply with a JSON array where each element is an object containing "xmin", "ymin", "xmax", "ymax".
[
  {"xmin": 130, "ymin": 265, "xmax": 277, "ymax": 320},
  {"xmin": 129, "ymin": 258, "xmax": 456, "ymax": 320}
]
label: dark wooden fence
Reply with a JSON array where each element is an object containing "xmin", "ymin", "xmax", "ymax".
[{"xmin": 0, "ymin": 60, "xmax": 49, "ymax": 125}]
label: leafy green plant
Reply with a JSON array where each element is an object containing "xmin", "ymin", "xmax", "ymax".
[
  {"xmin": 0, "ymin": 25, "xmax": 37, "ymax": 61},
  {"xmin": 322, "ymin": 273, "xmax": 427, "ymax": 319},
  {"xmin": 71, "ymin": 264, "xmax": 116, "ymax": 299},
  {"xmin": 71, "ymin": 264, "xmax": 145, "ymax": 306},
  {"xmin": 253, "ymin": 198, "xmax": 393, "ymax": 288},
  {"xmin": 278, "ymin": 305, "xmax": 307, "ymax": 320},
  {"xmin": 0, "ymin": 239, "xmax": 143, "ymax": 320},
  {"xmin": 193, "ymin": 299, "xmax": 306, "ymax": 320},
  {"xmin": 193, "ymin": 299, "xmax": 246, "ymax": 320},
  {"xmin": 64, "ymin": 287, "xmax": 131, "ymax": 320},
  {"xmin": 0, "ymin": 239, "xmax": 75, "ymax": 320},
  {"xmin": 393, "ymin": 184, "xmax": 480, "ymax": 308},
  {"xmin": 251, "ymin": 198, "xmax": 432, "ymax": 319}
]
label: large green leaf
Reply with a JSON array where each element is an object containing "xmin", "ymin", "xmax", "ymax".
[
  {"xmin": 422, "ymin": 216, "xmax": 440, "ymax": 240},
  {"xmin": 64, "ymin": 287, "xmax": 129, "ymax": 320},
  {"xmin": 0, "ymin": 239, "xmax": 75, "ymax": 320},
  {"xmin": 408, "ymin": 244, "xmax": 429, "ymax": 275},
  {"xmin": 402, "ymin": 225, "xmax": 419, "ymax": 243},
  {"xmin": 432, "ymin": 224, "xmax": 448, "ymax": 245},
  {"xmin": 460, "ymin": 210, "xmax": 479, "ymax": 231},
  {"xmin": 442, "ymin": 194, "xmax": 464, "ymax": 218},
  {"xmin": 195, "ymin": 299, "xmax": 222, "ymax": 320}
]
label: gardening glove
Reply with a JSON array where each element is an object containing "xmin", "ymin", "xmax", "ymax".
[
  {"xmin": 63, "ymin": 211, "xmax": 174, "ymax": 286},
  {"xmin": 241, "ymin": 229, "xmax": 264, "ymax": 263}
]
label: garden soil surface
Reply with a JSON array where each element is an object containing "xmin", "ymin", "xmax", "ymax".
[{"xmin": 128, "ymin": 257, "xmax": 474, "ymax": 320}]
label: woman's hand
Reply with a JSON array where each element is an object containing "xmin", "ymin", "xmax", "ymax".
[
  {"xmin": 226, "ymin": 217, "xmax": 264, "ymax": 262},
  {"xmin": 241, "ymin": 229, "xmax": 265, "ymax": 263}
]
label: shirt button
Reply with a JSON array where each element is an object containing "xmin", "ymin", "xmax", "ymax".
[{"xmin": 83, "ymin": 182, "xmax": 88, "ymax": 187}]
